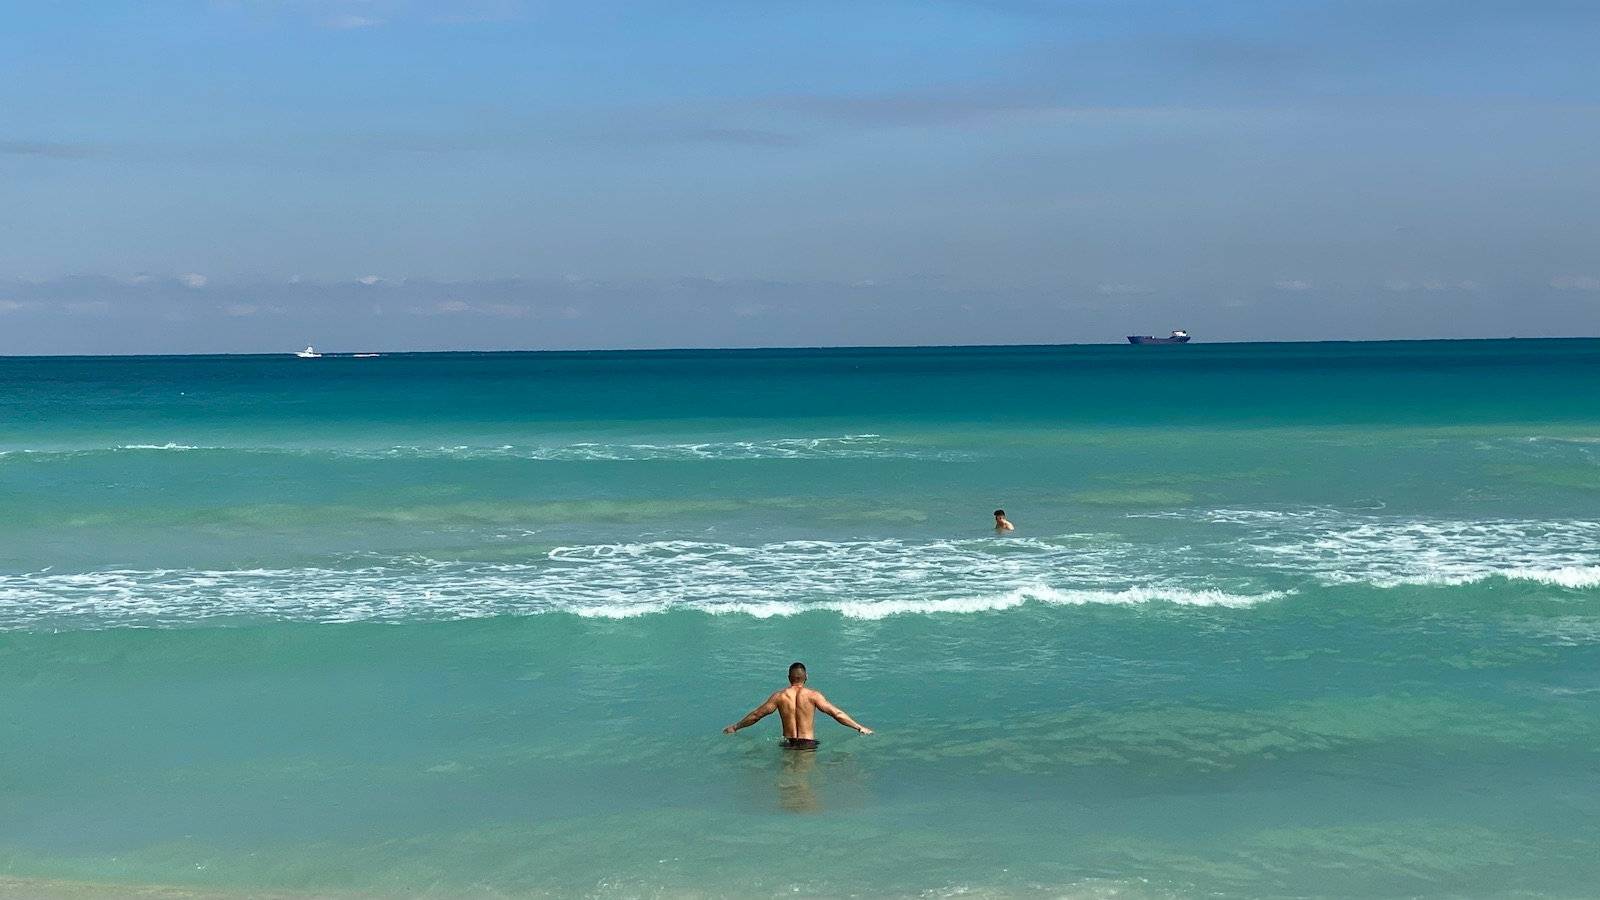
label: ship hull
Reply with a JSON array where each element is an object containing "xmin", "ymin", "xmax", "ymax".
[{"xmin": 1127, "ymin": 335, "xmax": 1191, "ymax": 344}]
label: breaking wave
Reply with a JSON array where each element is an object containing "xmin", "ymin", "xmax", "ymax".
[
  {"xmin": 0, "ymin": 537, "xmax": 1280, "ymax": 629},
  {"xmin": 6, "ymin": 511, "xmax": 1600, "ymax": 630},
  {"xmin": 1144, "ymin": 508, "xmax": 1600, "ymax": 589}
]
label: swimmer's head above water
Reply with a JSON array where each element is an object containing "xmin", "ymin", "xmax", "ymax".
[
  {"xmin": 788, "ymin": 661, "xmax": 807, "ymax": 684},
  {"xmin": 994, "ymin": 509, "xmax": 1014, "ymax": 531}
]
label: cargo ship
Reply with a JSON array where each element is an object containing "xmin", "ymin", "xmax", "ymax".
[{"xmin": 1127, "ymin": 330, "xmax": 1191, "ymax": 345}]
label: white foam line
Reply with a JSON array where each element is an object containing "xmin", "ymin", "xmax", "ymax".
[
  {"xmin": 536, "ymin": 587, "xmax": 1285, "ymax": 622},
  {"xmin": 1146, "ymin": 508, "xmax": 1600, "ymax": 590},
  {"xmin": 2, "ymin": 435, "xmax": 957, "ymax": 463},
  {"xmin": 6, "ymin": 514, "xmax": 1600, "ymax": 630},
  {"xmin": 0, "ymin": 538, "xmax": 1288, "ymax": 629},
  {"xmin": 1381, "ymin": 566, "xmax": 1600, "ymax": 589}
]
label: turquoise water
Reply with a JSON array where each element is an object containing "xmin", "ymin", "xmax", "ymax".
[{"xmin": 2, "ymin": 340, "xmax": 1599, "ymax": 897}]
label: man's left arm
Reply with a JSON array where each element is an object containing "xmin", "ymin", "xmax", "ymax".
[
  {"xmin": 812, "ymin": 692, "xmax": 872, "ymax": 734},
  {"xmin": 723, "ymin": 693, "xmax": 780, "ymax": 734}
]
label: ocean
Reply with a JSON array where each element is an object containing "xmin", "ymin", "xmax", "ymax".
[{"xmin": 2, "ymin": 340, "xmax": 1599, "ymax": 898}]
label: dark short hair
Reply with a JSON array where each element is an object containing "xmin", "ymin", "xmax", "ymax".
[
  {"xmin": 993, "ymin": 509, "xmax": 1006, "ymax": 517},
  {"xmin": 788, "ymin": 661, "xmax": 807, "ymax": 680}
]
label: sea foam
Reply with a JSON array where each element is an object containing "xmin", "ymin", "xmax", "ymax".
[
  {"xmin": 1152, "ymin": 509, "xmax": 1600, "ymax": 589},
  {"xmin": 5, "ymin": 512, "xmax": 1598, "ymax": 630},
  {"xmin": 0, "ymin": 537, "xmax": 1281, "ymax": 629},
  {"xmin": 0, "ymin": 435, "xmax": 958, "ymax": 463}
]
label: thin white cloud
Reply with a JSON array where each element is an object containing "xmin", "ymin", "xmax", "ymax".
[
  {"xmin": 224, "ymin": 303, "xmax": 259, "ymax": 317},
  {"xmin": 414, "ymin": 298, "xmax": 529, "ymax": 317},
  {"xmin": 0, "ymin": 299, "xmax": 32, "ymax": 313},
  {"xmin": 1274, "ymin": 279, "xmax": 1313, "ymax": 291},
  {"xmin": 0, "ymin": 140, "xmax": 96, "ymax": 159},
  {"xmin": 482, "ymin": 303, "xmax": 530, "ymax": 318},
  {"xmin": 1551, "ymin": 275, "xmax": 1600, "ymax": 291},
  {"xmin": 324, "ymin": 13, "xmax": 383, "ymax": 29},
  {"xmin": 179, "ymin": 272, "xmax": 209, "ymax": 289},
  {"xmin": 1384, "ymin": 278, "xmax": 1479, "ymax": 293},
  {"xmin": 357, "ymin": 275, "xmax": 383, "ymax": 285},
  {"xmin": 1096, "ymin": 282, "xmax": 1153, "ymax": 296}
]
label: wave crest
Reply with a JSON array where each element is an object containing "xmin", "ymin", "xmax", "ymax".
[
  {"xmin": 1, "ymin": 435, "xmax": 957, "ymax": 463},
  {"xmin": 1149, "ymin": 509, "xmax": 1600, "ymax": 589},
  {"xmin": 0, "ymin": 537, "xmax": 1279, "ymax": 629}
]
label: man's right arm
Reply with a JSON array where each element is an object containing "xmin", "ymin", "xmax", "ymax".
[{"xmin": 723, "ymin": 693, "xmax": 780, "ymax": 734}]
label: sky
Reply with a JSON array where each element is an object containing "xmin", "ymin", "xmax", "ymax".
[{"xmin": 2, "ymin": 0, "xmax": 1599, "ymax": 353}]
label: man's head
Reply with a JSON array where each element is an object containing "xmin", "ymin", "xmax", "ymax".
[
  {"xmin": 788, "ymin": 661, "xmax": 807, "ymax": 684},
  {"xmin": 994, "ymin": 509, "xmax": 1006, "ymax": 519}
]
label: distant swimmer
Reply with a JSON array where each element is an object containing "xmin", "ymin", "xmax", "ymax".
[
  {"xmin": 723, "ymin": 662, "xmax": 872, "ymax": 748},
  {"xmin": 994, "ymin": 509, "xmax": 1015, "ymax": 531}
]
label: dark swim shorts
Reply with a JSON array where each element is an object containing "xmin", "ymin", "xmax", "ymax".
[{"xmin": 779, "ymin": 738, "xmax": 819, "ymax": 751}]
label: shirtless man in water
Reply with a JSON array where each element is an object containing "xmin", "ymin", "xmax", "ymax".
[{"xmin": 723, "ymin": 662, "xmax": 872, "ymax": 748}]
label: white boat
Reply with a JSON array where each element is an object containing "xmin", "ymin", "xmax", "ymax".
[{"xmin": 295, "ymin": 346, "xmax": 322, "ymax": 358}]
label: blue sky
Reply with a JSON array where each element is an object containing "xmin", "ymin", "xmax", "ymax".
[{"xmin": 3, "ymin": 0, "xmax": 1599, "ymax": 352}]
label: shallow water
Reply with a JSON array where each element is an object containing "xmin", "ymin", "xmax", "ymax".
[{"xmin": 3, "ymin": 341, "xmax": 1599, "ymax": 896}]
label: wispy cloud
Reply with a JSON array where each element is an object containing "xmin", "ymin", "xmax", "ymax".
[
  {"xmin": 417, "ymin": 297, "xmax": 535, "ymax": 317},
  {"xmin": 1096, "ymin": 282, "xmax": 1153, "ymax": 296},
  {"xmin": 481, "ymin": 303, "xmax": 531, "ymax": 318},
  {"xmin": 581, "ymin": 120, "xmax": 802, "ymax": 150},
  {"xmin": 1274, "ymin": 279, "xmax": 1314, "ymax": 292},
  {"xmin": 669, "ymin": 126, "xmax": 801, "ymax": 148},
  {"xmin": 323, "ymin": 13, "xmax": 382, "ymax": 29},
  {"xmin": 766, "ymin": 82, "xmax": 1240, "ymax": 135},
  {"xmin": 0, "ymin": 140, "xmax": 97, "ymax": 159},
  {"xmin": 222, "ymin": 0, "xmax": 526, "ymax": 30},
  {"xmin": 179, "ymin": 272, "xmax": 209, "ymax": 289},
  {"xmin": 5, "ymin": 271, "xmax": 1597, "ymax": 353},
  {"xmin": 773, "ymin": 88, "xmax": 1036, "ymax": 127},
  {"xmin": 1550, "ymin": 275, "xmax": 1600, "ymax": 291},
  {"xmin": 1384, "ymin": 278, "xmax": 1480, "ymax": 293}
]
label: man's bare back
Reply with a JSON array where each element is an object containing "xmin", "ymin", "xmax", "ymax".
[{"xmin": 723, "ymin": 661, "xmax": 872, "ymax": 746}]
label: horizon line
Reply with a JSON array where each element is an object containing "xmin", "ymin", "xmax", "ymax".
[{"xmin": 3, "ymin": 334, "xmax": 1598, "ymax": 360}]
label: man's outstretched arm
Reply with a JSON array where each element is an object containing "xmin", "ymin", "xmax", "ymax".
[
  {"xmin": 812, "ymin": 692, "xmax": 872, "ymax": 734},
  {"xmin": 723, "ymin": 693, "xmax": 780, "ymax": 734}
]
